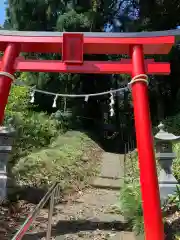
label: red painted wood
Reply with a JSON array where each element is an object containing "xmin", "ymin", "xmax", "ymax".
[
  {"xmin": 0, "ymin": 43, "xmax": 19, "ymax": 124},
  {"xmin": 0, "ymin": 59, "xmax": 170, "ymax": 75},
  {"xmin": 131, "ymin": 45, "xmax": 164, "ymax": 240},
  {"xmin": 62, "ymin": 33, "xmax": 84, "ymax": 64},
  {"xmin": 0, "ymin": 35, "xmax": 175, "ymax": 54}
]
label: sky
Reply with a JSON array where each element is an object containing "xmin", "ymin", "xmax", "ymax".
[{"xmin": 0, "ymin": 1, "xmax": 6, "ymax": 25}]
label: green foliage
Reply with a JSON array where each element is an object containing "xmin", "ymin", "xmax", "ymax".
[
  {"xmin": 12, "ymin": 131, "xmax": 97, "ymax": 188},
  {"xmin": 119, "ymin": 150, "xmax": 144, "ymax": 235},
  {"xmin": 122, "ymin": 145, "xmax": 180, "ymax": 237},
  {"xmin": 119, "ymin": 182, "xmax": 144, "ymax": 235},
  {"xmin": 10, "ymin": 111, "xmax": 60, "ymax": 160},
  {"xmin": 6, "ymin": 0, "xmax": 66, "ymax": 31},
  {"xmin": 56, "ymin": 9, "xmax": 91, "ymax": 31},
  {"xmin": 5, "ymin": 85, "xmax": 60, "ymax": 161},
  {"xmin": 172, "ymin": 143, "xmax": 180, "ymax": 181},
  {"xmin": 5, "ymin": 85, "xmax": 29, "ymax": 117},
  {"xmin": 165, "ymin": 186, "xmax": 180, "ymax": 210},
  {"xmin": 121, "ymin": 149, "xmax": 161, "ymax": 235}
]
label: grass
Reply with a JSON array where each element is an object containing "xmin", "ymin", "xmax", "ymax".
[
  {"xmin": 118, "ymin": 150, "xmax": 144, "ymax": 235},
  {"xmin": 12, "ymin": 130, "xmax": 102, "ymax": 193},
  {"xmin": 120, "ymin": 149, "xmax": 161, "ymax": 236},
  {"xmin": 122, "ymin": 147, "xmax": 180, "ymax": 238},
  {"xmin": 173, "ymin": 142, "xmax": 180, "ymax": 182}
]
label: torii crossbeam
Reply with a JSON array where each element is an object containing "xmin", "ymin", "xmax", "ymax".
[{"xmin": 0, "ymin": 29, "xmax": 178, "ymax": 240}]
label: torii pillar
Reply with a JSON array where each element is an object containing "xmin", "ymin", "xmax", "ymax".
[{"xmin": 131, "ymin": 44, "xmax": 164, "ymax": 240}]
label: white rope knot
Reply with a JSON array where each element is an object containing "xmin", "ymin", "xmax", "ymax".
[
  {"xmin": 0, "ymin": 72, "xmax": 16, "ymax": 82},
  {"xmin": 128, "ymin": 74, "xmax": 149, "ymax": 86}
]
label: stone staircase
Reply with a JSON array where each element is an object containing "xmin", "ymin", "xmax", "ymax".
[
  {"xmin": 54, "ymin": 152, "xmax": 136, "ymax": 240},
  {"xmin": 55, "ymin": 152, "xmax": 136, "ymax": 240},
  {"xmin": 92, "ymin": 152, "xmax": 124, "ymax": 190}
]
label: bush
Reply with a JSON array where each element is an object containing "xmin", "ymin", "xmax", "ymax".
[
  {"xmin": 4, "ymin": 86, "xmax": 60, "ymax": 162},
  {"xmin": 165, "ymin": 185, "xmax": 180, "ymax": 211},
  {"xmin": 121, "ymin": 149, "xmax": 158, "ymax": 236},
  {"xmin": 119, "ymin": 150, "xmax": 144, "ymax": 235},
  {"xmin": 172, "ymin": 143, "xmax": 180, "ymax": 181},
  {"xmin": 119, "ymin": 182, "xmax": 144, "ymax": 235},
  {"xmin": 12, "ymin": 131, "xmax": 97, "ymax": 189},
  {"xmin": 122, "ymin": 148, "xmax": 179, "ymax": 237},
  {"xmin": 5, "ymin": 85, "xmax": 29, "ymax": 116},
  {"xmin": 10, "ymin": 111, "xmax": 60, "ymax": 160}
]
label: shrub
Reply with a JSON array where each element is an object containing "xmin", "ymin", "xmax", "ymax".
[
  {"xmin": 165, "ymin": 186, "xmax": 180, "ymax": 210},
  {"xmin": 10, "ymin": 111, "xmax": 60, "ymax": 160},
  {"xmin": 172, "ymin": 143, "xmax": 180, "ymax": 181},
  {"xmin": 119, "ymin": 150, "xmax": 144, "ymax": 235},
  {"xmin": 12, "ymin": 131, "xmax": 97, "ymax": 189},
  {"xmin": 119, "ymin": 182, "xmax": 144, "ymax": 235},
  {"xmin": 5, "ymin": 85, "xmax": 29, "ymax": 121},
  {"xmin": 5, "ymin": 85, "xmax": 60, "ymax": 162}
]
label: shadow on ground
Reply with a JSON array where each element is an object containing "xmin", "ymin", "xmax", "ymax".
[
  {"xmin": 22, "ymin": 219, "xmax": 131, "ymax": 239},
  {"xmin": 6, "ymin": 185, "xmax": 50, "ymax": 205}
]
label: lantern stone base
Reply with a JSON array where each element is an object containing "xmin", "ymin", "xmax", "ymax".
[
  {"xmin": 0, "ymin": 126, "xmax": 15, "ymax": 201},
  {"xmin": 0, "ymin": 175, "xmax": 7, "ymax": 202},
  {"xmin": 159, "ymin": 182, "xmax": 178, "ymax": 203},
  {"xmin": 158, "ymin": 170, "xmax": 178, "ymax": 203}
]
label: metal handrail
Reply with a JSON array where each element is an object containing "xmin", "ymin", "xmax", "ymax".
[{"xmin": 12, "ymin": 182, "xmax": 61, "ymax": 240}]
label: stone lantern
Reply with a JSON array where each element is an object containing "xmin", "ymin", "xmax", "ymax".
[
  {"xmin": 0, "ymin": 126, "xmax": 15, "ymax": 202},
  {"xmin": 155, "ymin": 122, "xmax": 180, "ymax": 202}
]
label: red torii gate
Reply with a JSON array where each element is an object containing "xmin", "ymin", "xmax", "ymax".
[{"xmin": 0, "ymin": 30, "xmax": 176, "ymax": 240}]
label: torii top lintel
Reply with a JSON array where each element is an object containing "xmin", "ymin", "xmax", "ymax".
[
  {"xmin": 0, "ymin": 29, "xmax": 178, "ymax": 55},
  {"xmin": 0, "ymin": 29, "xmax": 179, "ymax": 75}
]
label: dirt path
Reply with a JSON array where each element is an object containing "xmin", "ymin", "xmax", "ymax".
[{"xmin": 23, "ymin": 152, "xmax": 135, "ymax": 240}]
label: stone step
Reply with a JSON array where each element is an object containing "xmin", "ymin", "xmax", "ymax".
[
  {"xmin": 110, "ymin": 232, "xmax": 137, "ymax": 240},
  {"xmin": 91, "ymin": 177, "xmax": 123, "ymax": 190},
  {"xmin": 100, "ymin": 153, "xmax": 124, "ymax": 179},
  {"xmin": 55, "ymin": 232, "xmax": 136, "ymax": 240}
]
